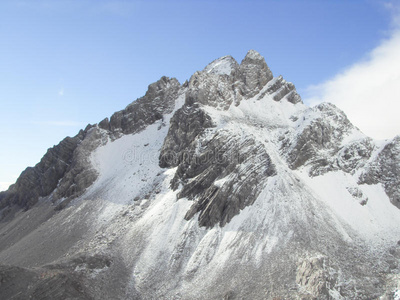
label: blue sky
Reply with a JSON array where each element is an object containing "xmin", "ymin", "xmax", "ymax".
[{"xmin": 1, "ymin": 0, "xmax": 399, "ymax": 191}]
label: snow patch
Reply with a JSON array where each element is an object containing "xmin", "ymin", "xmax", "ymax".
[
  {"xmin": 296, "ymin": 170, "xmax": 400, "ymax": 245},
  {"xmin": 203, "ymin": 55, "xmax": 237, "ymax": 75},
  {"xmin": 394, "ymin": 289, "xmax": 400, "ymax": 300}
]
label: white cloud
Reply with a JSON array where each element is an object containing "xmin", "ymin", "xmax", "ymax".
[
  {"xmin": 58, "ymin": 87, "xmax": 64, "ymax": 96},
  {"xmin": 304, "ymin": 8, "xmax": 400, "ymax": 140}
]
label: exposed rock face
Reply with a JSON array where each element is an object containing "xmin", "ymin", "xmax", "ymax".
[
  {"xmin": 259, "ymin": 75, "xmax": 302, "ymax": 104},
  {"xmin": 296, "ymin": 256, "xmax": 339, "ymax": 299},
  {"xmin": 337, "ymin": 137, "xmax": 375, "ymax": 173},
  {"xmin": 283, "ymin": 103, "xmax": 354, "ymax": 173},
  {"xmin": 159, "ymin": 52, "xmax": 280, "ymax": 227},
  {"xmin": 181, "ymin": 50, "xmax": 300, "ymax": 113},
  {"xmin": 173, "ymin": 130, "xmax": 276, "ymax": 228},
  {"xmin": 105, "ymin": 76, "xmax": 180, "ymax": 137},
  {"xmin": 359, "ymin": 136, "xmax": 400, "ymax": 208},
  {"xmin": 159, "ymin": 105, "xmax": 277, "ymax": 228},
  {"xmin": 185, "ymin": 70, "xmax": 238, "ymax": 110},
  {"xmin": 279, "ymin": 101, "xmax": 400, "ymax": 209},
  {"xmin": 52, "ymin": 127, "xmax": 105, "ymax": 210},
  {"xmin": 0, "ymin": 125, "xmax": 103, "ymax": 214},
  {"xmin": 159, "ymin": 107, "xmax": 214, "ymax": 168},
  {"xmin": 346, "ymin": 186, "xmax": 369, "ymax": 205},
  {"xmin": 239, "ymin": 49, "xmax": 273, "ymax": 98},
  {"xmin": 0, "ymin": 130, "xmax": 86, "ymax": 211}
]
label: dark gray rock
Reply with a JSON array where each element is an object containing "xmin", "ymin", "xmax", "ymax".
[
  {"xmin": 346, "ymin": 186, "xmax": 369, "ymax": 205},
  {"xmin": 359, "ymin": 136, "xmax": 400, "ymax": 209},
  {"xmin": 0, "ymin": 265, "xmax": 38, "ymax": 300},
  {"xmin": 109, "ymin": 76, "xmax": 180, "ymax": 137},
  {"xmin": 159, "ymin": 73, "xmax": 278, "ymax": 228},
  {"xmin": 160, "ymin": 111, "xmax": 276, "ymax": 227},
  {"xmin": 238, "ymin": 50, "xmax": 273, "ymax": 98},
  {"xmin": 258, "ymin": 75, "xmax": 302, "ymax": 104},
  {"xmin": 52, "ymin": 127, "xmax": 105, "ymax": 210},
  {"xmin": 159, "ymin": 107, "xmax": 214, "ymax": 168},
  {"xmin": 0, "ymin": 254, "xmax": 117, "ymax": 300},
  {"xmin": 337, "ymin": 138, "xmax": 375, "ymax": 174},
  {"xmin": 284, "ymin": 103, "xmax": 354, "ymax": 172},
  {"xmin": 175, "ymin": 51, "xmax": 297, "ymax": 116},
  {"xmin": 179, "ymin": 131, "xmax": 276, "ymax": 228},
  {"xmin": 0, "ymin": 130, "xmax": 87, "ymax": 212},
  {"xmin": 0, "ymin": 125, "xmax": 103, "ymax": 216}
]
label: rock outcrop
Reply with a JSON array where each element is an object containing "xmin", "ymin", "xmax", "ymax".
[
  {"xmin": 239, "ymin": 49, "xmax": 274, "ymax": 98},
  {"xmin": 104, "ymin": 76, "xmax": 180, "ymax": 137},
  {"xmin": 0, "ymin": 130, "xmax": 87, "ymax": 212},
  {"xmin": 259, "ymin": 75, "xmax": 302, "ymax": 104},
  {"xmin": 283, "ymin": 103, "xmax": 355, "ymax": 173},
  {"xmin": 359, "ymin": 136, "xmax": 400, "ymax": 208},
  {"xmin": 296, "ymin": 256, "xmax": 340, "ymax": 299},
  {"xmin": 337, "ymin": 137, "xmax": 375, "ymax": 173},
  {"xmin": 173, "ymin": 130, "xmax": 276, "ymax": 228}
]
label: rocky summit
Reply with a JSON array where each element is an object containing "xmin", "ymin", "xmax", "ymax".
[{"xmin": 0, "ymin": 50, "xmax": 400, "ymax": 300}]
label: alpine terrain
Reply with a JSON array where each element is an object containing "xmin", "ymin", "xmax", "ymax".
[{"xmin": 0, "ymin": 50, "xmax": 399, "ymax": 300}]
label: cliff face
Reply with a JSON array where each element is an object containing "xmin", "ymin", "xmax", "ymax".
[
  {"xmin": 0, "ymin": 131, "xmax": 87, "ymax": 211},
  {"xmin": 1, "ymin": 50, "xmax": 400, "ymax": 300},
  {"xmin": 0, "ymin": 76, "xmax": 181, "ymax": 214}
]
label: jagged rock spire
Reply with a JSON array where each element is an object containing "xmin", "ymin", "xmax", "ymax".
[{"xmin": 239, "ymin": 49, "xmax": 274, "ymax": 98}]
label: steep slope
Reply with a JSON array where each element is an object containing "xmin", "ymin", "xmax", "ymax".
[{"xmin": 0, "ymin": 50, "xmax": 399, "ymax": 300}]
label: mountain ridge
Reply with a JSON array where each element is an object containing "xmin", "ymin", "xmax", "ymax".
[{"xmin": 0, "ymin": 50, "xmax": 399, "ymax": 299}]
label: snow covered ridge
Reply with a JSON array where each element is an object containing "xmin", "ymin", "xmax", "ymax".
[{"xmin": 0, "ymin": 50, "xmax": 400, "ymax": 299}]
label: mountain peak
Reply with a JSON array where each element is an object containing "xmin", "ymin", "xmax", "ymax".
[
  {"xmin": 244, "ymin": 49, "xmax": 263, "ymax": 60},
  {"xmin": 239, "ymin": 49, "xmax": 274, "ymax": 98},
  {"xmin": 203, "ymin": 55, "xmax": 239, "ymax": 75}
]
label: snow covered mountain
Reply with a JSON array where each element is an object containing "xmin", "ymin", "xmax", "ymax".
[{"xmin": 0, "ymin": 50, "xmax": 399, "ymax": 299}]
